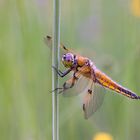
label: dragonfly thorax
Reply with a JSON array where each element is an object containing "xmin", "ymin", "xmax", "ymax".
[{"xmin": 62, "ymin": 53, "xmax": 75, "ymax": 68}]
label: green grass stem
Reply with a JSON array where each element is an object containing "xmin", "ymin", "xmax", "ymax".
[{"xmin": 52, "ymin": 0, "xmax": 60, "ymax": 140}]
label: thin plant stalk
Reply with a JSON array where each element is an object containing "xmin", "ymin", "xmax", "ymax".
[{"xmin": 52, "ymin": 0, "xmax": 60, "ymax": 140}]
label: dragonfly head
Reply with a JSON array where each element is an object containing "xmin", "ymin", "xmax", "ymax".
[{"xmin": 62, "ymin": 53, "xmax": 75, "ymax": 68}]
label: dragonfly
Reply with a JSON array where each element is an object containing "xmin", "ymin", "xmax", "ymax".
[{"xmin": 45, "ymin": 35, "xmax": 140, "ymax": 119}]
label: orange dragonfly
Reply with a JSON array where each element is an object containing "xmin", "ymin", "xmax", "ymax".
[{"xmin": 45, "ymin": 36, "xmax": 140, "ymax": 119}]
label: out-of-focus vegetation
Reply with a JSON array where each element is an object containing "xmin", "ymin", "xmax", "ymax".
[{"xmin": 1, "ymin": 0, "xmax": 140, "ymax": 140}]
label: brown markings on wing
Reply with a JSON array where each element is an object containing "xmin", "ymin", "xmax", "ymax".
[
  {"xmin": 94, "ymin": 68, "xmax": 140, "ymax": 99},
  {"xmin": 63, "ymin": 65, "xmax": 91, "ymax": 96},
  {"xmin": 44, "ymin": 35, "xmax": 71, "ymax": 53},
  {"xmin": 44, "ymin": 36, "xmax": 52, "ymax": 49}
]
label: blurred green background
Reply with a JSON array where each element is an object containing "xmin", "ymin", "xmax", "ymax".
[{"xmin": 1, "ymin": 0, "xmax": 140, "ymax": 140}]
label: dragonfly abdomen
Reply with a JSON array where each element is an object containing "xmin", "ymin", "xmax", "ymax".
[
  {"xmin": 95, "ymin": 69, "xmax": 140, "ymax": 99},
  {"xmin": 117, "ymin": 86, "xmax": 140, "ymax": 99}
]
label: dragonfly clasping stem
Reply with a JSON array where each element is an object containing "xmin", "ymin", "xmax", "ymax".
[{"xmin": 50, "ymin": 87, "xmax": 65, "ymax": 94}]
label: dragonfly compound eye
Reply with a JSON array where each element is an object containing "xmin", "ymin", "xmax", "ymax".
[{"xmin": 62, "ymin": 53, "xmax": 74, "ymax": 68}]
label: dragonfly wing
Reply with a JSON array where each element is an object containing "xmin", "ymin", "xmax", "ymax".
[
  {"xmin": 44, "ymin": 35, "xmax": 73, "ymax": 54},
  {"xmin": 62, "ymin": 75, "xmax": 90, "ymax": 97},
  {"xmin": 44, "ymin": 36, "xmax": 52, "ymax": 50},
  {"xmin": 61, "ymin": 64, "xmax": 92, "ymax": 97},
  {"xmin": 83, "ymin": 82, "xmax": 105, "ymax": 119},
  {"xmin": 44, "ymin": 36, "xmax": 83, "ymax": 58}
]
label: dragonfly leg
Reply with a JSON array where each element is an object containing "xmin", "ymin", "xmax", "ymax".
[
  {"xmin": 51, "ymin": 70, "xmax": 78, "ymax": 94},
  {"xmin": 58, "ymin": 70, "xmax": 80, "ymax": 94},
  {"xmin": 63, "ymin": 72, "xmax": 78, "ymax": 89},
  {"xmin": 63, "ymin": 77, "xmax": 75, "ymax": 89},
  {"xmin": 52, "ymin": 64, "xmax": 90, "ymax": 93},
  {"xmin": 52, "ymin": 66, "xmax": 72, "ymax": 77},
  {"xmin": 50, "ymin": 87, "xmax": 64, "ymax": 94},
  {"xmin": 63, "ymin": 64, "xmax": 90, "ymax": 90},
  {"xmin": 51, "ymin": 79, "xmax": 75, "ymax": 94}
]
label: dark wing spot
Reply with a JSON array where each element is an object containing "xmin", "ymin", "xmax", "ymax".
[
  {"xmin": 47, "ymin": 36, "xmax": 51, "ymax": 39},
  {"xmin": 88, "ymin": 89, "xmax": 92, "ymax": 94},
  {"xmin": 83, "ymin": 104, "xmax": 85, "ymax": 111}
]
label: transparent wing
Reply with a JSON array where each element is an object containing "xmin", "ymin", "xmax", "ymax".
[
  {"xmin": 62, "ymin": 74, "xmax": 91, "ymax": 97},
  {"xmin": 44, "ymin": 36, "xmax": 52, "ymax": 50},
  {"xmin": 44, "ymin": 35, "xmax": 81, "ymax": 57},
  {"xmin": 44, "ymin": 35, "xmax": 73, "ymax": 55},
  {"xmin": 61, "ymin": 73, "xmax": 105, "ymax": 119},
  {"xmin": 60, "ymin": 64, "xmax": 92, "ymax": 97},
  {"xmin": 82, "ymin": 82, "xmax": 105, "ymax": 119}
]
